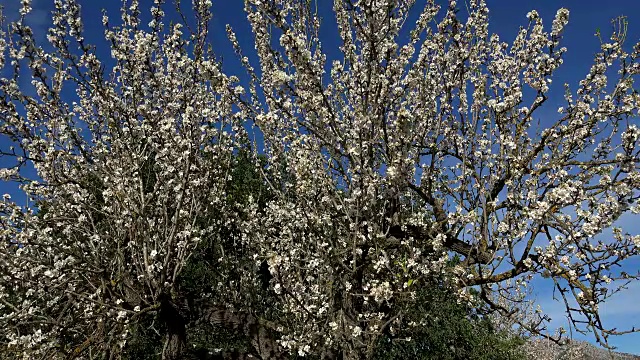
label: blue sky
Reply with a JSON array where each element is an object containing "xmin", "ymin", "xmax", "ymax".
[{"xmin": 1, "ymin": 0, "xmax": 639, "ymax": 354}]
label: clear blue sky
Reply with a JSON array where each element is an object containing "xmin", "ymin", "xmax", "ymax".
[{"xmin": 1, "ymin": 0, "xmax": 639, "ymax": 355}]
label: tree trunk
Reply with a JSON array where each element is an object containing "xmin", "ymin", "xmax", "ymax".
[
  {"xmin": 162, "ymin": 330, "xmax": 186, "ymax": 360},
  {"xmin": 160, "ymin": 293, "xmax": 187, "ymax": 360}
]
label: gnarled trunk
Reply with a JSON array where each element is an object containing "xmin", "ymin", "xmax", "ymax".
[
  {"xmin": 162, "ymin": 330, "xmax": 186, "ymax": 360},
  {"xmin": 159, "ymin": 294, "xmax": 187, "ymax": 360}
]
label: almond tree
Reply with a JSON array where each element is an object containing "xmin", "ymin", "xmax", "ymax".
[
  {"xmin": 231, "ymin": 0, "xmax": 640, "ymax": 357},
  {"xmin": 0, "ymin": 0, "xmax": 262, "ymax": 359},
  {"xmin": 0, "ymin": 0, "xmax": 639, "ymax": 359}
]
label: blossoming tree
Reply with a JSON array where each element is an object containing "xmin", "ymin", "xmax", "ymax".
[
  {"xmin": 0, "ymin": 0, "xmax": 639, "ymax": 359},
  {"xmin": 0, "ymin": 0, "xmax": 255, "ymax": 358},
  {"xmin": 232, "ymin": 0, "xmax": 640, "ymax": 357}
]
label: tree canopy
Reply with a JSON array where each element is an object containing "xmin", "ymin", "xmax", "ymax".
[{"xmin": 0, "ymin": 0, "xmax": 639, "ymax": 359}]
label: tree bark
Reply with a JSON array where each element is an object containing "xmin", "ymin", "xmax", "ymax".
[
  {"xmin": 389, "ymin": 224, "xmax": 494, "ymax": 264},
  {"xmin": 162, "ymin": 330, "xmax": 186, "ymax": 360},
  {"xmin": 160, "ymin": 293, "xmax": 187, "ymax": 360}
]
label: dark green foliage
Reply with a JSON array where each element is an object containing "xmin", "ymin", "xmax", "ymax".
[
  {"xmin": 121, "ymin": 151, "xmax": 272, "ymax": 358},
  {"xmin": 120, "ymin": 153, "xmax": 528, "ymax": 358},
  {"xmin": 373, "ymin": 284, "xmax": 527, "ymax": 360},
  {"xmin": 122, "ymin": 316, "xmax": 163, "ymax": 360},
  {"xmin": 226, "ymin": 152, "xmax": 272, "ymax": 209}
]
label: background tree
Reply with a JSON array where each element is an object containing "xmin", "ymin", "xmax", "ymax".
[
  {"xmin": 372, "ymin": 282, "xmax": 526, "ymax": 360},
  {"xmin": 120, "ymin": 153, "xmax": 528, "ymax": 359},
  {"xmin": 121, "ymin": 151, "xmax": 274, "ymax": 359}
]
